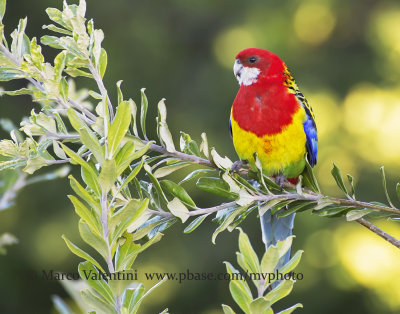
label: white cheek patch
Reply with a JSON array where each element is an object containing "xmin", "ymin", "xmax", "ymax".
[{"xmin": 237, "ymin": 66, "xmax": 261, "ymax": 86}]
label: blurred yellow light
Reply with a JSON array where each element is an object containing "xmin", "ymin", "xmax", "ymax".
[
  {"xmin": 294, "ymin": 3, "xmax": 336, "ymax": 45},
  {"xmin": 335, "ymin": 224, "xmax": 400, "ymax": 309},
  {"xmin": 305, "ymin": 229, "xmax": 337, "ymax": 268},
  {"xmin": 368, "ymin": 9, "xmax": 400, "ymax": 53},
  {"xmin": 307, "ymin": 91, "xmax": 340, "ymax": 140},
  {"xmin": 34, "ymin": 222, "xmax": 70, "ymax": 266},
  {"xmin": 213, "ymin": 27, "xmax": 257, "ymax": 69},
  {"xmin": 316, "ymin": 146, "xmax": 358, "ymax": 192},
  {"xmin": 343, "ymin": 84, "xmax": 400, "ymax": 164}
]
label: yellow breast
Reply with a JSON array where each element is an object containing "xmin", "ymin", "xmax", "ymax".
[{"xmin": 231, "ymin": 108, "xmax": 307, "ymax": 178}]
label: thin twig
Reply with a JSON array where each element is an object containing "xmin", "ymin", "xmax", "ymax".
[
  {"xmin": 145, "ymin": 142, "xmax": 400, "ymax": 249},
  {"xmin": 356, "ymin": 218, "xmax": 400, "ymax": 249},
  {"xmin": 149, "ymin": 143, "xmax": 215, "ymax": 167},
  {"xmin": 0, "ymin": 173, "xmax": 27, "ymax": 210},
  {"xmin": 68, "ymin": 97, "xmax": 98, "ymax": 121},
  {"xmin": 88, "ymin": 62, "xmax": 114, "ymax": 120}
]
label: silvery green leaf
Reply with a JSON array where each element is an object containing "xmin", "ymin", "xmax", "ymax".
[
  {"xmin": 183, "ymin": 214, "xmax": 210, "ymax": 234},
  {"xmin": 346, "ymin": 209, "xmax": 374, "ymax": 221},
  {"xmin": 108, "ymin": 100, "xmax": 131, "ymax": 157},
  {"xmin": 200, "ymin": 132, "xmax": 209, "ymax": 158},
  {"xmin": 380, "ymin": 166, "xmax": 394, "ymax": 207},
  {"xmin": 157, "ymin": 98, "xmax": 175, "ymax": 152},
  {"xmin": 167, "ymin": 197, "xmax": 189, "ymax": 223},
  {"xmin": 331, "ymin": 163, "xmax": 348, "ymax": 195},
  {"xmin": 211, "ymin": 148, "xmax": 232, "ymax": 170}
]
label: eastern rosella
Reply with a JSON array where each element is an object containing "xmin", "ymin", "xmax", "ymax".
[{"xmin": 230, "ymin": 48, "xmax": 317, "ymax": 271}]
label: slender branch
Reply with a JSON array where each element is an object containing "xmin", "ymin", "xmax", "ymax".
[
  {"xmin": 68, "ymin": 97, "xmax": 98, "ymax": 121},
  {"xmin": 0, "ymin": 173, "xmax": 27, "ymax": 210},
  {"xmin": 88, "ymin": 62, "xmax": 114, "ymax": 120},
  {"xmin": 149, "ymin": 142, "xmax": 215, "ymax": 167},
  {"xmin": 46, "ymin": 132, "xmax": 80, "ymax": 140},
  {"xmin": 356, "ymin": 218, "xmax": 400, "ymax": 249},
  {"xmin": 0, "ymin": 43, "xmax": 20, "ymax": 65},
  {"xmin": 189, "ymin": 201, "xmax": 237, "ymax": 216},
  {"xmin": 145, "ymin": 142, "xmax": 400, "ymax": 249}
]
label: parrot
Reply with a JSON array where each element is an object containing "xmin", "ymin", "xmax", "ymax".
[{"xmin": 229, "ymin": 48, "xmax": 318, "ymax": 279}]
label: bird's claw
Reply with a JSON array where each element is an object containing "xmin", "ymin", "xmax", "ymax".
[
  {"xmin": 230, "ymin": 160, "xmax": 248, "ymax": 174},
  {"xmin": 274, "ymin": 173, "xmax": 287, "ymax": 190}
]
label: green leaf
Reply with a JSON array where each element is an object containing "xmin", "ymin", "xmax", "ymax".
[
  {"xmin": 99, "ymin": 48, "xmax": 107, "ymax": 78},
  {"xmin": 115, "ymin": 233, "xmax": 140, "ymax": 272},
  {"xmin": 67, "ymin": 108, "xmax": 89, "ymax": 133},
  {"xmin": 180, "ymin": 132, "xmax": 200, "ymax": 156},
  {"xmin": 331, "ymin": 163, "xmax": 348, "ymax": 195},
  {"xmin": 62, "ymin": 235, "xmax": 105, "ymax": 273},
  {"xmin": 224, "ymin": 261, "xmax": 252, "ymax": 313},
  {"xmin": 69, "ymin": 195, "xmax": 101, "ymax": 236},
  {"xmin": 0, "ymin": 88, "xmax": 33, "ymax": 96},
  {"xmin": 118, "ymin": 157, "xmax": 144, "ymax": 192},
  {"xmin": 131, "ymin": 276, "xmax": 167, "ymax": 314},
  {"xmin": 0, "ymin": 68, "xmax": 26, "ymax": 81},
  {"xmin": 153, "ymin": 161, "xmax": 190, "ymax": 178},
  {"xmin": 108, "ymin": 101, "xmax": 131, "ymax": 157},
  {"xmin": 81, "ymin": 289, "xmax": 117, "ymax": 314},
  {"xmin": 157, "ymin": 98, "xmax": 175, "ymax": 152},
  {"xmin": 116, "ymin": 232, "xmax": 163, "ymax": 272},
  {"xmin": 276, "ymin": 201, "xmax": 315, "ymax": 218},
  {"xmin": 160, "ymin": 180, "xmax": 195, "ymax": 207},
  {"xmin": 276, "ymin": 303, "xmax": 303, "ymax": 314},
  {"xmin": 249, "ymin": 298, "xmax": 271, "ymax": 314},
  {"xmin": 78, "ymin": 261, "xmax": 115, "ymax": 305},
  {"xmin": 237, "ymin": 228, "xmax": 260, "ymax": 274},
  {"xmin": 261, "ymin": 236, "xmax": 294, "ymax": 274},
  {"xmin": 140, "ymin": 88, "xmax": 148, "ymax": 140},
  {"xmin": 222, "ymin": 304, "xmax": 236, "ymax": 314},
  {"xmin": 78, "ymin": 220, "xmax": 108, "ymax": 257},
  {"xmin": 212, "ymin": 206, "xmax": 243, "ymax": 244},
  {"xmin": 0, "ymin": 0, "xmax": 6, "ymax": 22},
  {"xmin": 123, "ymin": 284, "xmax": 144, "ymax": 313},
  {"xmin": 197, "ymin": 177, "xmax": 238, "ymax": 200},
  {"xmin": 42, "ymin": 24, "xmax": 72, "ymax": 35},
  {"xmin": 61, "ymin": 143, "xmax": 101, "ymax": 195},
  {"xmin": 0, "ymin": 159, "xmax": 26, "ymax": 171},
  {"xmin": 143, "ymin": 163, "xmax": 168, "ymax": 204},
  {"xmin": 180, "ymin": 169, "xmax": 214, "ymax": 185},
  {"xmin": 183, "ymin": 214, "xmax": 210, "ymax": 234},
  {"xmin": 346, "ymin": 209, "xmax": 374, "ymax": 221},
  {"xmin": 167, "ymin": 197, "xmax": 189, "ymax": 223},
  {"xmin": 264, "ymin": 280, "xmax": 294, "ymax": 305},
  {"xmin": 40, "ymin": 35, "xmax": 63, "ymax": 49},
  {"xmin": 110, "ymin": 199, "xmax": 149, "ymax": 244},
  {"xmin": 69, "ymin": 175, "xmax": 99, "ymax": 214},
  {"xmin": 79, "ymin": 127, "xmax": 104, "ymax": 164},
  {"xmin": 45, "ymin": 7, "xmax": 70, "ymax": 30},
  {"xmin": 278, "ymin": 250, "xmax": 303, "ymax": 277},
  {"xmin": 98, "ymin": 158, "xmax": 116, "ymax": 194},
  {"xmin": 200, "ymin": 132, "xmax": 209, "ymax": 158},
  {"xmin": 396, "ymin": 183, "xmax": 400, "ymax": 202},
  {"xmin": 211, "ymin": 148, "xmax": 233, "ymax": 170},
  {"xmin": 115, "ymin": 141, "xmax": 150, "ymax": 176},
  {"xmin": 313, "ymin": 205, "xmax": 354, "ymax": 217},
  {"xmin": 347, "ymin": 174, "xmax": 355, "ymax": 199},
  {"xmin": 380, "ymin": 166, "xmax": 394, "ymax": 207},
  {"xmin": 23, "ymin": 156, "xmax": 47, "ymax": 174}
]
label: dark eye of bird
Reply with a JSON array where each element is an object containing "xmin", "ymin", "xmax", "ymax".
[{"xmin": 249, "ymin": 56, "xmax": 257, "ymax": 63}]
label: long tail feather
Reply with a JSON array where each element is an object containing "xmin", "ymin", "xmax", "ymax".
[{"xmin": 260, "ymin": 209, "xmax": 295, "ymax": 288}]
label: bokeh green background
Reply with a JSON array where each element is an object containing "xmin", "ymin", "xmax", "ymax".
[{"xmin": 1, "ymin": 0, "xmax": 400, "ymax": 313}]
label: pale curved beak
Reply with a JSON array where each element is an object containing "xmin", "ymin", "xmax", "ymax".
[{"xmin": 233, "ymin": 59, "xmax": 243, "ymax": 81}]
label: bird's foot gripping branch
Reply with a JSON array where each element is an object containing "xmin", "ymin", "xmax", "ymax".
[{"xmin": 0, "ymin": 0, "xmax": 400, "ymax": 313}]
